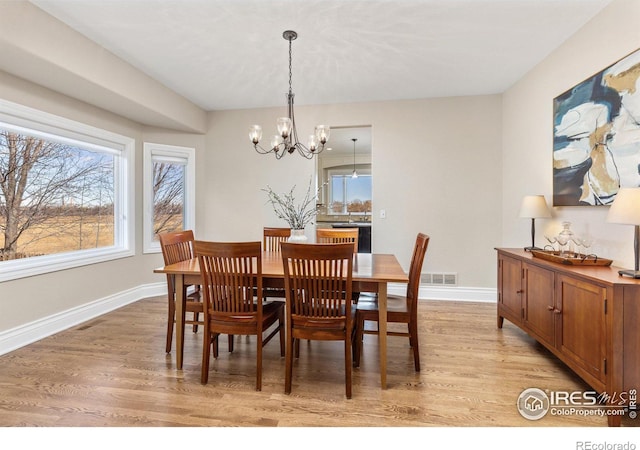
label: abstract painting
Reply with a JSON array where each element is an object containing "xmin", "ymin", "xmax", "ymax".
[{"xmin": 553, "ymin": 48, "xmax": 640, "ymax": 206}]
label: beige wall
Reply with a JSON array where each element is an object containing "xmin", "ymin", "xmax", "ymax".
[
  {"xmin": 204, "ymin": 95, "xmax": 503, "ymax": 287},
  {"xmin": 502, "ymin": 0, "xmax": 640, "ymax": 268}
]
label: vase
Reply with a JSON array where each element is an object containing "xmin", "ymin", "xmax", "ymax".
[
  {"xmin": 558, "ymin": 221, "xmax": 574, "ymax": 256},
  {"xmin": 288, "ymin": 228, "xmax": 308, "ymax": 243}
]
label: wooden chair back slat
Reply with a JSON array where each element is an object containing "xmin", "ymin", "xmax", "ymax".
[
  {"xmin": 406, "ymin": 233, "xmax": 430, "ymax": 308},
  {"xmin": 263, "ymin": 227, "xmax": 291, "ymax": 252},
  {"xmin": 195, "ymin": 241, "xmax": 262, "ymax": 319},
  {"xmin": 316, "ymin": 228, "xmax": 359, "ymax": 253},
  {"xmin": 159, "ymin": 230, "xmax": 195, "ymax": 294}
]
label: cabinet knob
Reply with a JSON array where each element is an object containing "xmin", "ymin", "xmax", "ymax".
[
  {"xmin": 516, "ymin": 289, "xmax": 524, "ymax": 294},
  {"xmin": 547, "ymin": 305, "xmax": 554, "ymax": 311},
  {"xmin": 554, "ymin": 308, "xmax": 562, "ymax": 314}
]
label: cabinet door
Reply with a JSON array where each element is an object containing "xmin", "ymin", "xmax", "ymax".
[
  {"xmin": 523, "ymin": 263, "xmax": 555, "ymax": 347},
  {"xmin": 498, "ymin": 255, "xmax": 523, "ymax": 324},
  {"xmin": 556, "ymin": 274, "xmax": 607, "ymax": 384}
]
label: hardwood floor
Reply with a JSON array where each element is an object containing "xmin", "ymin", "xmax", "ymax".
[{"xmin": 0, "ymin": 296, "xmax": 634, "ymax": 428}]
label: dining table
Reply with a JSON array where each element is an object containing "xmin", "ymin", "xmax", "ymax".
[{"xmin": 154, "ymin": 250, "xmax": 409, "ymax": 389}]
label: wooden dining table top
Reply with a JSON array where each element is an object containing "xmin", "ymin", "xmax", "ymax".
[{"xmin": 154, "ymin": 251, "xmax": 409, "ymax": 284}]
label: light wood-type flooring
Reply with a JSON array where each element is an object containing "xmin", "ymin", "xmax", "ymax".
[{"xmin": 0, "ymin": 296, "xmax": 636, "ymax": 428}]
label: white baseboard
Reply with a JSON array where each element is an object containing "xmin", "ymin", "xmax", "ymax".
[
  {"xmin": 389, "ymin": 283, "xmax": 497, "ymax": 303},
  {"xmin": 0, "ymin": 282, "xmax": 495, "ymax": 356},
  {"xmin": 0, "ymin": 282, "xmax": 166, "ymax": 356}
]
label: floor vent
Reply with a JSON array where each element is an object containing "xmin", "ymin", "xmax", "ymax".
[{"xmin": 421, "ymin": 272, "xmax": 458, "ymax": 286}]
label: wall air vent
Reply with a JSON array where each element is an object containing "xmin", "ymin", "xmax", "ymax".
[{"xmin": 421, "ymin": 272, "xmax": 458, "ymax": 286}]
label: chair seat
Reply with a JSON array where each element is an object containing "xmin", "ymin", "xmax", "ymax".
[
  {"xmin": 292, "ymin": 304, "xmax": 357, "ymax": 331},
  {"xmin": 356, "ymin": 295, "xmax": 409, "ymax": 316},
  {"xmin": 185, "ymin": 291, "xmax": 203, "ymax": 313},
  {"xmin": 209, "ymin": 301, "xmax": 284, "ymax": 333}
]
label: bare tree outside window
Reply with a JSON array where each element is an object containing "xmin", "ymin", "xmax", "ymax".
[
  {"xmin": 0, "ymin": 130, "xmax": 115, "ymax": 261},
  {"xmin": 152, "ymin": 161, "xmax": 184, "ymax": 237}
]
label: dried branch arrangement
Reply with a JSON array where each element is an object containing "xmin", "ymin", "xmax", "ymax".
[{"xmin": 262, "ymin": 178, "xmax": 319, "ymax": 230}]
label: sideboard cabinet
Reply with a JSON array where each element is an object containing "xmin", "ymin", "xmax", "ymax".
[{"xmin": 496, "ymin": 248, "xmax": 639, "ymax": 426}]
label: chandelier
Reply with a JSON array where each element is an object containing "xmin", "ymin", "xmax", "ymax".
[{"xmin": 249, "ymin": 30, "xmax": 330, "ymax": 159}]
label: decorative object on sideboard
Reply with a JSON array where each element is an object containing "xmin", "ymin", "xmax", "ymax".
[
  {"xmin": 249, "ymin": 30, "xmax": 330, "ymax": 159},
  {"xmin": 556, "ymin": 221, "xmax": 575, "ymax": 256},
  {"xmin": 519, "ymin": 195, "xmax": 551, "ymax": 251},
  {"xmin": 531, "ymin": 249, "xmax": 612, "ymax": 266},
  {"xmin": 606, "ymin": 187, "xmax": 640, "ymax": 278},
  {"xmin": 544, "ymin": 223, "xmax": 597, "ymax": 261}
]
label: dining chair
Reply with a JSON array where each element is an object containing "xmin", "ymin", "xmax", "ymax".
[
  {"xmin": 263, "ymin": 227, "xmax": 291, "ymax": 252},
  {"xmin": 316, "ymin": 227, "xmax": 361, "ymax": 302},
  {"xmin": 158, "ymin": 230, "xmax": 204, "ymax": 354},
  {"xmin": 316, "ymin": 227, "xmax": 359, "ymax": 253},
  {"xmin": 281, "ymin": 242, "xmax": 356, "ymax": 398},
  {"xmin": 263, "ymin": 227, "xmax": 291, "ymax": 300},
  {"xmin": 354, "ymin": 233, "xmax": 430, "ymax": 372},
  {"xmin": 194, "ymin": 240, "xmax": 285, "ymax": 390}
]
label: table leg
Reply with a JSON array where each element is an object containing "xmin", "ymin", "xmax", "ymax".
[
  {"xmin": 378, "ymin": 281, "xmax": 387, "ymax": 389},
  {"xmin": 175, "ymin": 274, "xmax": 186, "ymax": 370}
]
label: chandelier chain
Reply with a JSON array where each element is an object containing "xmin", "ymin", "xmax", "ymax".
[{"xmin": 288, "ymin": 38, "xmax": 293, "ymax": 95}]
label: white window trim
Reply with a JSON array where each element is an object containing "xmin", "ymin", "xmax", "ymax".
[
  {"xmin": 143, "ymin": 142, "xmax": 196, "ymax": 254},
  {"xmin": 0, "ymin": 99, "xmax": 135, "ymax": 283}
]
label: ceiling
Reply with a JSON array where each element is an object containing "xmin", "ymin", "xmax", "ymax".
[
  {"xmin": 325, "ymin": 126, "xmax": 372, "ymax": 156},
  {"xmin": 29, "ymin": 0, "xmax": 614, "ymax": 113}
]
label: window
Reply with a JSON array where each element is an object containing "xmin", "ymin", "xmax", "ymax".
[
  {"xmin": 328, "ymin": 168, "xmax": 372, "ymax": 215},
  {"xmin": 143, "ymin": 143, "xmax": 195, "ymax": 253},
  {"xmin": 0, "ymin": 99, "xmax": 134, "ymax": 282}
]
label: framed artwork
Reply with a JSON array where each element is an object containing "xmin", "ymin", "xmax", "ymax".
[{"xmin": 553, "ymin": 48, "xmax": 640, "ymax": 206}]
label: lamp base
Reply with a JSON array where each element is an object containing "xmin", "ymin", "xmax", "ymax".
[
  {"xmin": 618, "ymin": 269, "xmax": 640, "ymax": 279},
  {"xmin": 524, "ymin": 246, "xmax": 542, "ymax": 252}
]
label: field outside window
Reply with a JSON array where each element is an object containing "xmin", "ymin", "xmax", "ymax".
[{"xmin": 0, "ymin": 100, "xmax": 134, "ymax": 282}]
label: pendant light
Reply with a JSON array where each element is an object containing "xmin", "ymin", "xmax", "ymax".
[{"xmin": 351, "ymin": 138, "xmax": 358, "ymax": 179}]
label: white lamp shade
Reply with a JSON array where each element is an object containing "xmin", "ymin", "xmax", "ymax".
[
  {"xmin": 519, "ymin": 195, "xmax": 551, "ymax": 219},
  {"xmin": 607, "ymin": 188, "xmax": 640, "ymax": 225}
]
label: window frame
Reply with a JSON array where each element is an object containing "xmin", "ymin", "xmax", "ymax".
[
  {"xmin": 0, "ymin": 99, "xmax": 135, "ymax": 283},
  {"xmin": 142, "ymin": 142, "xmax": 196, "ymax": 254},
  {"xmin": 327, "ymin": 167, "xmax": 372, "ymax": 215}
]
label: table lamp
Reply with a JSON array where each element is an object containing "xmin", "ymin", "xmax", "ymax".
[
  {"xmin": 607, "ymin": 187, "xmax": 640, "ymax": 278},
  {"xmin": 519, "ymin": 195, "xmax": 551, "ymax": 251}
]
